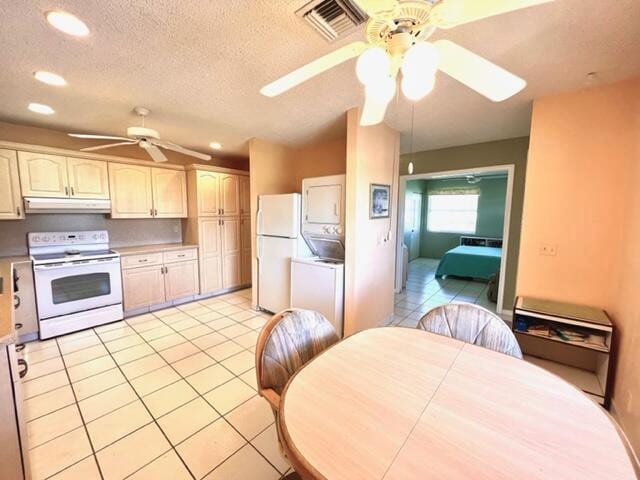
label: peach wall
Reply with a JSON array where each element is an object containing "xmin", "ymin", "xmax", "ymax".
[
  {"xmin": 292, "ymin": 135, "xmax": 346, "ymax": 185},
  {"xmin": 344, "ymin": 108, "xmax": 400, "ymax": 335},
  {"xmin": 0, "ymin": 121, "xmax": 249, "ymax": 170},
  {"xmin": 518, "ymin": 77, "xmax": 640, "ymax": 452}
]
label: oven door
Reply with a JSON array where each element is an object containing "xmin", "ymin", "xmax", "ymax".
[{"xmin": 33, "ymin": 258, "xmax": 122, "ymax": 319}]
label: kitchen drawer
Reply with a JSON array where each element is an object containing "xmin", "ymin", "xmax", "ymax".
[
  {"xmin": 163, "ymin": 248, "xmax": 197, "ymax": 264},
  {"xmin": 121, "ymin": 252, "xmax": 163, "ymax": 270}
]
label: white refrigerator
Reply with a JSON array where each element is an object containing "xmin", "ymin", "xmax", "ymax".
[{"xmin": 256, "ymin": 193, "xmax": 309, "ymax": 313}]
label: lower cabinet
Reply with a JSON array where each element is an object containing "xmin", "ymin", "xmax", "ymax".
[{"xmin": 121, "ymin": 248, "xmax": 199, "ymax": 312}]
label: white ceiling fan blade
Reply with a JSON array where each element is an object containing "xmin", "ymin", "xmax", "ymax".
[
  {"xmin": 80, "ymin": 141, "xmax": 138, "ymax": 152},
  {"xmin": 260, "ymin": 41, "xmax": 368, "ymax": 97},
  {"xmin": 434, "ymin": 40, "xmax": 526, "ymax": 102},
  {"xmin": 431, "ymin": 0, "xmax": 554, "ymax": 29},
  {"xmin": 69, "ymin": 133, "xmax": 133, "ymax": 141},
  {"xmin": 155, "ymin": 141, "xmax": 211, "ymax": 161},
  {"xmin": 359, "ymin": 93, "xmax": 391, "ymax": 127},
  {"xmin": 143, "ymin": 144, "xmax": 168, "ymax": 163},
  {"xmin": 351, "ymin": 0, "xmax": 398, "ymax": 18}
]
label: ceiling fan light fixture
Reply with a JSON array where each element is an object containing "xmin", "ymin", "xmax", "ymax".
[
  {"xmin": 45, "ymin": 11, "xmax": 90, "ymax": 37},
  {"xmin": 34, "ymin": 71, "xmax": 66, "ymax": 86},
  {"xmin": 356, "ymin": 47, "xmax": 391, "ymax": 86},
  {"xmin": 365, "ymin": 75, "xmax": 396, "ymax": 103},
  {"xmin": 401, "ymin": 73, "xmax": 435, "ymax": 101},
  {"xmin": 401, "ymin": 42, "xmax": 439, "ymax": 78}
]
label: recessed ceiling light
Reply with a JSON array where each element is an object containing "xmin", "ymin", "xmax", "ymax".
[
  {"xmin": 28, "ymin": 103, "xmax": 55, "ymax": 115},
  {"xmin": 209, "ymin": 142, "xmax": 222, "ymax": 150},
  {"xmin": 46, "ymin": 11, "xmax": 90, "ymax": 37},
  {"xmin": 34, "ymin": 71, "xmax": 67, "ymax": 86}
]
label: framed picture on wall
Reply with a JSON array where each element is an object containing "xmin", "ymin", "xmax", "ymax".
[{"xmin": 370, "ymin": 184, "xmax": 390, "ymax": 219}]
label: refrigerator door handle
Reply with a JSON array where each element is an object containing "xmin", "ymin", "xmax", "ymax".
[{"xmin": 257, "ymin": 236, "xmax": 263, "ymax": 260}]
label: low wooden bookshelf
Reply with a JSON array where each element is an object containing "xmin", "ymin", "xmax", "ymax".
[{"xmin": 513, "ymin": 296, "xmax": 614, "ymax": 409}]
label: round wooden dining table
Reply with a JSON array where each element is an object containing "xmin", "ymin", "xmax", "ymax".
[{"xmin": 279, "ymin": 327, "xmax": 637, "ymax": 480}]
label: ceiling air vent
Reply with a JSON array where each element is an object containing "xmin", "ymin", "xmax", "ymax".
[{"xmin": 296, "ymin": 0, "xmax": 367, "ymax": 42}]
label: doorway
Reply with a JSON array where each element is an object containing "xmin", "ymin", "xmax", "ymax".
[
  {"xmin": 394, "ymin": 165, "xmax": 515, "ymax": 318},
  {"xmin": 404, "ymin": 191, "xmax": 422, "ymax": 261}
]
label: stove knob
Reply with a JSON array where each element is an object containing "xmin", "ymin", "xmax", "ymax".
[
  {"xmin": 43, "ymin": 236, "xmax": 50, "ymax": 242},
  {"xmin": 93, "ymin": 234, "xmax": 98, "ymax": 240},
  {"xmin": 323, "ymin": 226, "xmax": 330, "ymax": 233},
  {"xmin": 336, "ymin": 226, "xmax": 343, "ymax": 235},
  {"xmin": 33, "ymin": 236, "xmax": 40, "ymax": 243},
  {"xmin": 100, "ymin": 233, "xmax": 106, "ymax": 240}
]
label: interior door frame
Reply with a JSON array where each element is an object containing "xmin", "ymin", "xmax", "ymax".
[{"xmin": 394, "ymin": 164, "xmax": 515, "ymax": 316}]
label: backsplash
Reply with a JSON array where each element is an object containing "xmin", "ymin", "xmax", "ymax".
[{"xmin": 0, "ymin": 215, "xmax": 182, "ymax": 256}]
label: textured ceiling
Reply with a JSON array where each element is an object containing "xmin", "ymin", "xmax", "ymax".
[{"xmin": 0, "ymin": 0, "xmax": 639, "ymax": 160}]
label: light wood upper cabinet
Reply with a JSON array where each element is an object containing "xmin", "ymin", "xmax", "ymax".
[
  {"xmin": 109, "ymin": 164, "xmax": 153, "ymax": 218},
  {"xmin": 18, "ymin": 152, "xmax": 68, "ymax": 198},
  {"xmin": 67, "ymin": 158, "xmax": 109, "ymax": 199},
  {"xmin": 221, "ymin": 174, "xmax": 240, "ymax": 216},
  {"xmin": 164, "ymin": 260, "xmax": 198, "ymax": 301},
  {"xmin": 239, "ymin": 175, "xmax": 250, "ymax": 216},
  {"xmin": 152, "ymin": 168, "xmax": 187, "ymax": 218},
  {"xmin": 196, "ymin": 171, "xmax": 220, "ymax": 216},
  {"xmin": 122, "ymin": 264, "xmax": 165, "ymax": 311},
  {"xmin": 0, "ymin": 150, "xmax": 24, "ymax": 220}
]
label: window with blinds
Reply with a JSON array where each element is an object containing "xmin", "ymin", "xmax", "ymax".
[{"xmin": 427, "ymin": 193, "xmax": 479, "ymax": 234}]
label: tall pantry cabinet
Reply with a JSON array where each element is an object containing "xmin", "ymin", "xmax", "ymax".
[{"xmin": 183, "ymin": 168, "xmax": 251, "ymax": 295}]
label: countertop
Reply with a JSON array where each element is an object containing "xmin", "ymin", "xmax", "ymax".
[
  {"xmin": 114, "ymin": 243, "xmax": 198, "ymax": 256},
  {"xmin": 0, "ymin": 256, "xmax": 31, "ymax": 344}
]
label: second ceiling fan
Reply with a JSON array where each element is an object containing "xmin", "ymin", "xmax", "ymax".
[{"xmin": 261, "ymin": 0, "xmax": 553, "ymax": 126}]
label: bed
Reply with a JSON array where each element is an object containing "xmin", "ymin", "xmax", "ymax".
[{"xmin": 435, "ymin": 245, "xmax": 502, "ymax": 280}]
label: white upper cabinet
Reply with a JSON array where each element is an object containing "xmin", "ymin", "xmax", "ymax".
[
  {"xmin": 152, "ymin": 168, "xmax": 187, "ymax": 218},
  {"xmin": 305, "ymin": 184, "xmax": 343, "ymax": 225},
  {"xmin": 220, "ymin": 174, "xmax": 240, "ymax": 216},
  {"xmin": 109, "ymin": 164, "xmax": 154, "ymax": 218},
  {"xmin": 18, "ymin": 152, "xmax": 69, "ymax": 198},
  {"xmin": 0, "ymin": 149, "xmax": 24, "ymax": 220},
  {"xmin": 67, "ymin": 157, "xmax": 110, "ymax": 199}
]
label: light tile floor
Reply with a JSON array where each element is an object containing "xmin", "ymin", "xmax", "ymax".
[
  {"xmin": 388, "ymin": 257, "xmax": 498, "ymax": 328},
  {"xmin": 21, "ymin": 259, "xmax": 499, "ymax": 480},
  {"xmin": 21, "ymin": 288, "xmax": 292, "ymax": 480}
]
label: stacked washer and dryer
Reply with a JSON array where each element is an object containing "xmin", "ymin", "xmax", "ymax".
[{"xmin": 291, "ymin": 174, "xmax": 346, "ymax": 337}]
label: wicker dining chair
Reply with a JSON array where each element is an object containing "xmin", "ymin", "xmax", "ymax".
[
  {"xmin": 417, "ymin": 302, "xmax": 523, "ymax": 359},
  {"xmin": 255, "ymin": 308, "xmax": 340, "ymax": 476}
]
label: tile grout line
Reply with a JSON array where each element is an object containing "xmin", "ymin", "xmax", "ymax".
[{"xmin": 41, "ymin": 334, "xmax": 107, "ymax": 480}]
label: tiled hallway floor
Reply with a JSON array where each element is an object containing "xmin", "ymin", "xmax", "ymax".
[
  {"xmin": 21, "ymin": 288, "xmax": 292, "ymax": 480},
  {"xmin": 390, "ymin": 257, "xmax": 498, "ymax": 328}
]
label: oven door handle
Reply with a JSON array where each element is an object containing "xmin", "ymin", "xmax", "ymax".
[{"xmin": 33, "ymin": 258, "xmax": 121, "ymax": 271}]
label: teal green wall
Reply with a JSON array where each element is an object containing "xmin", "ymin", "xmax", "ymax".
[
  {"xmin": 400, "ymin": 137, "xmax": 529, "ymax": 310},
  {"xmin": 421, "ymin": 176, "xmax": 507, "ymax": 258}
]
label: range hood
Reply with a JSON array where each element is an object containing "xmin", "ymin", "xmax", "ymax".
[{"xmin": 24, "ymin": 197, "xmax": 112, "ymax": 214}]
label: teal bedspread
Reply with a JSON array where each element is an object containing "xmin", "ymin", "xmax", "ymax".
[{"xmin": 435, "ymin": 246, "xmax": 502, "ymax": 280}]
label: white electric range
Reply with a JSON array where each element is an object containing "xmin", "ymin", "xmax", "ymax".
[{"xmin": 29, "ymin": 230, "xmax": 123, "ymax": 339}]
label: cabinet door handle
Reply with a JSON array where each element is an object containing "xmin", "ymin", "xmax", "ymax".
[
  {"xmin": 177, "ymin": 254, "xmax": 186, "ymax": 258},
  {"xmin": 15, "ymin": 343, "xmax": 25, "ymax": 353},
  {"xmin": 65, "ymin": 186, "xmax": 69, "ymax": 196},
  {"xmin": 138, "ymin": 259, "xmax": 148, "ymax": 263},
  {"xmin": 71, "ymin": 187, "xmax": 75, "ymax": 196},
  {"xmin": 150, "ymin": 208, "xmax": 154, "ymax": 217},
  {"xmin": 18, "ymin": 359, "xmax": 28, "ymax": 379},
  {"xmin": 15, "ymin": 322, "xmax": 23, "ymax": 330},
  {"xmin": 16, "ymin": 206, "xmax": 20, "ymax": 216},
  {"xmin": 14, "ymin": 295, "xmax": 21, "ymax": 310},
  {"xmin": 154, "ymin": 208, "xmax": 158, "ymax": 216}
]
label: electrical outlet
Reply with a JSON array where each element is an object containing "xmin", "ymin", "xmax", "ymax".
[{"xmin": 539, "ymin": 243, "xmax": 557, "ymax": 256}]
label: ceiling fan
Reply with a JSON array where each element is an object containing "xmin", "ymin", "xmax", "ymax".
[
  {"xmin": 68, "ymin": 107, "xmax": 212, "ymax": 163},
  {"xmin": 261, "ymin": 0, "xmax": 553, "ymax": 126}
]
